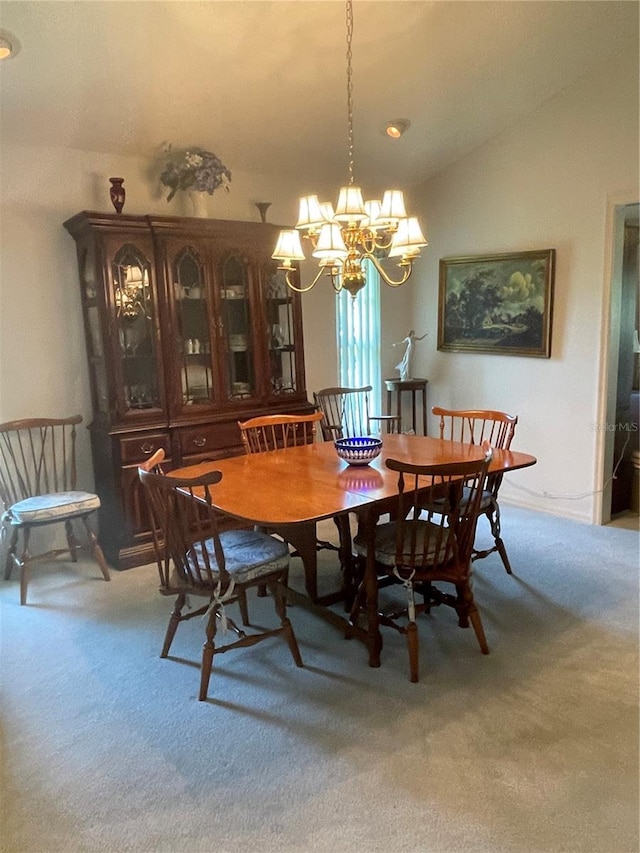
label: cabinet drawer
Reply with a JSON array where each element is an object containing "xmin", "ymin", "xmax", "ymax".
[
  {"xmin": 177, "ymin": 422, "xmax": 241, "ymax": 457},
  {"xmin": 120, "ymin": 432, "xmax": 171, "ymax": 464}
]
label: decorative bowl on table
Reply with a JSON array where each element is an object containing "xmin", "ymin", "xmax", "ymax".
[{"xmin": 334, "ymin": 436, "xmax": 383, "ymax": 466}]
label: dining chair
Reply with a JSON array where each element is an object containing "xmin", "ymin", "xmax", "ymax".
[
  {"xmin": 139, "ymin": 447, "xmax": 252, "ymax": 626},
  {"xmin": 350, "ymin": 447, "xmax": 493, "ymax": 683},
  {"xmin": 138, "ymin": 465, "xmax": 303, "ymax": 700},
  {"xmin": 238, "ymin": 411, "xmax": 324, "ymax": 454},
  {"xmin": 313, "ymin": 385, "xmax": 400, "ymax": 440},
  {"xmin": 432, "ymin": 407, "xmax": 518, "ymax": 573},
  {"xmin": 0, "ymin": 415, "xmax": 111, "ymax": 605},
  {"xmin": 238, "ymin": 410, "xmax": 336, "ymax": 599}
]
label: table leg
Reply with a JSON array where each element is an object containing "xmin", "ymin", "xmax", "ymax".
[
  {"xmin": 362, "ymin": 505, "xmax": 382, "ymax": 667},
  {"xmin": 272, "ymin": 521, "xmax": 319, "ymax": 600},
  {"xmin": 422, "ymin": 387, "xmax": 428, "ymax": 436}
]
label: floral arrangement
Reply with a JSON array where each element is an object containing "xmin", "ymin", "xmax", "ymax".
[{"xmin": 159, "ymin": 145, "xmax": 231, "ymax": 201}]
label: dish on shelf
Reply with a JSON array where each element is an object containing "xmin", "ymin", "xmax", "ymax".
[
  {"xmin": 181, "ymin": 365, "xmax": 212, "ymax": 395},
  {"xmin": 223, "ymin": 287, "xmax": 245, "ymax": 299}
]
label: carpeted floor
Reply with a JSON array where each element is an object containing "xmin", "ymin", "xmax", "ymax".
[{"xmin": 1, "ymin": 506, "xmax": 638, "ymax": 853}]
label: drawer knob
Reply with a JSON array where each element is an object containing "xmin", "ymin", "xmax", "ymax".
[
  {"xmin": 193, "ymin": 437, "xmax": 207, "ymax": 447},
  {"xmin": 140, "ymin": 442, "xmax": 155, "ymax": 455}
]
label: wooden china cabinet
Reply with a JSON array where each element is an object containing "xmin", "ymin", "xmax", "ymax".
[{"xmin": 64, "ymin": 211, "xmax": 311, "ymax": 568}]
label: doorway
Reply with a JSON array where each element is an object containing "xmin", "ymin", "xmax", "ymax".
[{"xmin": 598, "ymin": 196, "xmax": 640, "ymax": 524}]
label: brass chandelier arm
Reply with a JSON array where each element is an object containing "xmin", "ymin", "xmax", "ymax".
[
  {"xmin": 281, "ymin": 265, "xmax": 327, "ymax": 293},
  {"xmin": 365, "ymin": 253, "xmax": 414, "ymax": 287}
]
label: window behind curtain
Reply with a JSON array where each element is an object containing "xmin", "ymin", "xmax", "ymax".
[{"xmin": 336, "ymin": 260, "xmax": 382, "ymax": 427}]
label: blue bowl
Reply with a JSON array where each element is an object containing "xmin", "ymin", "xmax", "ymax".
[{"xmin": 334, "ymin": 436, "xmax": 383, "ymax": 466}]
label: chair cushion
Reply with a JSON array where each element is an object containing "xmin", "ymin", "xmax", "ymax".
[
  {"xmin": 354, "ymin": 520, "xmax": 451, "ymax": 568},
  {"xmin": 193, "ymin": 529, "xmax": 290, "ymax": 583},
  {"xmin": 5, "ymin": 491, "xmax": 101, "ymax": 525},
  {"xmin": 423, "ymin": 487, "xmax": 494, "ymax": 515}
]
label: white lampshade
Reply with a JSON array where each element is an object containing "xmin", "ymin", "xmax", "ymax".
[
  {"xmin": 334, "ymin": 186, "xmax": 367, "ymax": 222},
  {"xmin": 361, "ymin": 200, "xmax": 385, "ymax": 230},
  {"xmin": 125, "ymin": 265, "xmax": 143, "ymax": 284},
  {"xmin": 378, "ymin": 190, "xmax": 407, "ymax": 224},
  {"xmin": 272, "ymin": 229, "xmax": 306, "ymax": 262},
  {"xmin": 320, "ymin": 202, "xmax": 336, "ymax": 222},
  {"xmin": 296, "ymin": 196, "xmax": 326, "ymax": 231},
  {"xmin": 312, "ymin": 224, "xmax": 349, "ymax": 260},
  {"xmin": 388, "ymin": 217, "xmax": 428, "ymax": 258}
]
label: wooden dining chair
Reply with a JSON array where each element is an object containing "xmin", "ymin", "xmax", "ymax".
[
  {"xmin": 350, "ymin": 447, "xmax": 493, "ymax": 683},
  {"xmin": 138, "ymin": 465, "xmax": 303, "ymax": 701},
  {"xmin": 238, "ymin": 410, "xmax": 336, "ymax": 598},
  {"xmin": 432, "ymin": 407, "xmax": 518, "ymax": 573},
  {"xmin": 313, "ymin": 385, "xmax": 400, "ymax": 440},
  {"xmin": 139, "ymin": 448, "xmax": 252, "ymax": 627},
  {"xmin": 0, "ymin": 415, "xmax": 111, "ymax": 605},
  {"xmin": 238, "ymin": 411, "xmax": 324, "ymax": 454}
]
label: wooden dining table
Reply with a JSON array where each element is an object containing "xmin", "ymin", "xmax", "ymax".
[{"xmin": 168, "ymin": 433, "xmax": 536, "ymax": 667}]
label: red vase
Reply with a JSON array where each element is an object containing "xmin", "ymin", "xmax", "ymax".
[{"xmin": 109, "ymin": 177, "xmax": 126, "ymax": 214}]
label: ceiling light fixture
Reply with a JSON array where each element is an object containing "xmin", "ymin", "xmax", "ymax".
[
  {"xmin": 0, "ymin": 38, "xmax": 13, "ymax": 60},
  {"xmin": 272, "ymin": 0, "xmax": 427, "ymax": 299},
  {"xmin": 385, "ymin": 120, "xmax": 410, "ymax": 139}
]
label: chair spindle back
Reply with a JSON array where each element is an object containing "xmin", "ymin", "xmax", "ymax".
[
  {"xmin": 238, "ymin": 412, "xmax": 323, "ymax": 454},
  {"xmin": 139, "ymin": 467, "xmax": 228, "ymax": 591},
  {"xmin": 386, "ymin": 449, "xmax": 492, "ymax": 577},
  {"xmin": 0, "ymin": 416, "xmax": 81, "ymax": 508}
]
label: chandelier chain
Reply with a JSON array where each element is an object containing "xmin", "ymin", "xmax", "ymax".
[
  {"xmin": 346, "ymin": 0, "xmax": 354, "ymax": 186},
  {"xmin": 271, "ymin": 0, "xmax": 427, "ymax": 299}
]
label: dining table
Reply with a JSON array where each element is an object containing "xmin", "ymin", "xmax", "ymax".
[{"xmin": 168, "ymin": 433, "xmax": 536, "ymax": 667}]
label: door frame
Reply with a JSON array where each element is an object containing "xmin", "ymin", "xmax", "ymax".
[{"xmin": 595, "ymin": 189, "xmax": 639, "ymax": 524}]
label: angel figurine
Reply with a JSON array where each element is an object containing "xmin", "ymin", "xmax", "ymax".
[{"xmin": 393, "ymin": 330, "xmax": 427, "ymax": 381}]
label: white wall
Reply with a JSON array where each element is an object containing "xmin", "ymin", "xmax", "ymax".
[
  {"xmin": 407, "ymin": 47, "xmax": 639, "ymax": 522},
  {"xmin": 0, "ymin": 145, "xmax": 332, "ymax": 486},
  {"xmin": 2, "ymin": 46, "xmax": 636, "ymax": 525},
  {"xmin": 0, "ymin": 141, "xmax": 410, "ymax": 492}
]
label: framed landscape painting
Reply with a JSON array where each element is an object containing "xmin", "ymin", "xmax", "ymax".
[{"xmin": 438, "ymin": 249, "xmax": 555, "ymax": 357}]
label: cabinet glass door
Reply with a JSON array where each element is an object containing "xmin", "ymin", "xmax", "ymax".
[
  {"xmin": 172, "ymin": 247, "xmax": 214, "ymax": 407},
  {"xmin": 220, "ymin": 254, "xmax": 256, "ymax": 400},
  {"xmin": 112, "ymin": 244, "xmax": 160, "ymax": 413},
  {"xmin": 265, "ymin": 263, "xmax": 299, "ymax": 396}
]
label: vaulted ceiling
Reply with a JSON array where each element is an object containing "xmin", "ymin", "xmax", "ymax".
[{"xmin": 1, "ymin": 1, "xmax": 637, "ymax": 191}]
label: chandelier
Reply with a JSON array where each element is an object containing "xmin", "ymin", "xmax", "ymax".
[{"xmin": 272, "ymin": 0, "xmax": 428, "ymax": 299}]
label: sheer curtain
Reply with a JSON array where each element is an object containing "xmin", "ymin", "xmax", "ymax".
[{"xmin": 336, "ymin": 260, "xmax": 382, "ymax": 428}]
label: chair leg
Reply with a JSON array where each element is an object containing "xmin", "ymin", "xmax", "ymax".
[
  {"xmin": 268, "ymin": 579, "xmax": 303, "ymax": 667},
  {"xmin": 4, "ymin": 527, "xmax": 18, "ymax": 580},
  {"xmin": 494, "ymin": 536, "xmax": 512, "ymax": 574},
  {"xmin": 199, "ymin": 605, "xmax": 218, "ymax": 701},
  {"xmin": 18, "ymin": 529, "xmax": 32, "ymax": 606},
  {"xmin": 469, "ymin": 606, "xmax": 489, "ymax": 655},
  {"xmin": 65, "ymin": 519, "xmax": 80, "ymax": 562},
  {"xmin": 406, "ymin": 619, "xmax": 420, "ymax": 683},
  {"xmin": 237, "ymin": 588, "xmax": 250, "ymax": 626},
  {"xmin": 161, "ymin": 592, "xmax": 186, "ymax": 658},
  {"xmin": 82, "ymin": 517, "xmax": 111, "ymax": 581},
  {"xmin": 458, "ymin": 582, "xmax": 489, "ymax": 655}
]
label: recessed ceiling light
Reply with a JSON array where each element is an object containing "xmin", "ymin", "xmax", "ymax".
[
  {"xmin": 383, "ymin": 120, "xmax": 411, "ymax": 139},
  {"xmin": 0, "ymin": 31, "xmax": 21, "ymax": 60}
]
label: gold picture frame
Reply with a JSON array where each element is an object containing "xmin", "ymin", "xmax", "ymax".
[{"xmin": 437, "ymin": 249, "xmax": 555, "ymax": 358}]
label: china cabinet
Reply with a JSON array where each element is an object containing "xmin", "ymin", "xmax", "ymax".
[{"xmin": 64, "ymin": 211, "xmax": 311, "ymax": 568}]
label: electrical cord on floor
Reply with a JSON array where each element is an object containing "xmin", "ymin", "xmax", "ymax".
[{"xmin": 504, "ymin": 430, "xmax": 632, "ymax": 501}]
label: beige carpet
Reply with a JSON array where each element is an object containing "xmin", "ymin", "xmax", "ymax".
[{"xmin": 1, "ymin": 506, "xmax": 638, "ymax": 853}]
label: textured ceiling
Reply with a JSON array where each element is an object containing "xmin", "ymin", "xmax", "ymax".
[{"xmin": 1, "ymin": 1, "xmax": 638, "ymax": 190}]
